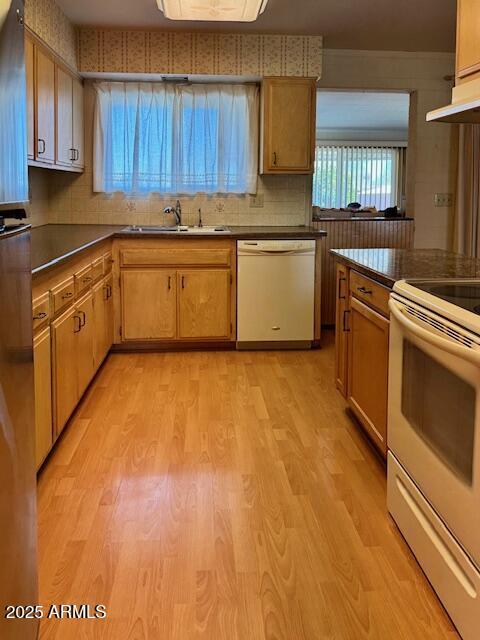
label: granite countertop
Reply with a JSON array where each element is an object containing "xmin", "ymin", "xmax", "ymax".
[
  {"xmin": 330, "ymin": 248, "xmax": 480, "ymax": 288},
  {"xmin": 31, "ymin": 224, "xmax": 327, "ymax": 274}
]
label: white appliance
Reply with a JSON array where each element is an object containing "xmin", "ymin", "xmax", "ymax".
[
  {"xmin": 388, "ymin": 279, "xmax": 480, "ymax": 640},
  {"xmin": 237, "ymin": 239, "xmax": 315, "ymax": 346}
]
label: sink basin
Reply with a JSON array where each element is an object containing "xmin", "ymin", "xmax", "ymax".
[
  {"xmin": 179, "ymin": 226, "xmax": 230, "ymax": 233},
  {"xmin": 124, "ymin": 225, "xmax": 230, "ymax": 234},
  {"xmin": 125, "ymin": 225, "xmax": 178, "ymax": 232}
]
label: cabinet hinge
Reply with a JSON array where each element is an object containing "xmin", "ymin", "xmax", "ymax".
[{"xmin": 119, "ymin": 326, "xmax": 122, "ymax": 337}]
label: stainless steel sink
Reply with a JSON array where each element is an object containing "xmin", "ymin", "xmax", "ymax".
[{"xmin": 124, "ymin": 225, "xmax": 230, "ymax": 234}]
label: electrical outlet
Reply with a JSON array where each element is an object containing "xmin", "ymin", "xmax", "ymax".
[
  {"xmin": 249, "ymin": 194, "xmax": 264, "ymax": 208},
  {"xmin": 215, "ymin": 200, "xmax": 225, "ymax": 213},
  {"xmin": 434, "ymin": 193, "xmax": 453, "ymax": 207}
]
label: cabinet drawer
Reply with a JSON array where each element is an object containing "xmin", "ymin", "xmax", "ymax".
[
  {"xmin": 103, "ymin": 251, "xmax": 113, "ymax": 275},
  {"xmin": 74, "ymin": 263, "xmax": 94, "ymax": 296},
  {"xmin": 92, "ymin": 257, "xmax": 103, "ymax": 282},
  {"xmin": 350, "ymin": 270, "xmax": 390, "ymax": 317},
  {"xmin": 32, "ymin": 291, "xmax": 51, "ymax": 331},
  {"xmin": 51, "ymin": 276, "xmax": 75, "ymax": 315},
  {"xmin": 120, "ymin": 248, "xmax": 231, "ymax": 268}
]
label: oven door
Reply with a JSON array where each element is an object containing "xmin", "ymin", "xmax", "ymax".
[{"xmin": 388, "ymin": 294, "xmax": 480, "ymax": 567}]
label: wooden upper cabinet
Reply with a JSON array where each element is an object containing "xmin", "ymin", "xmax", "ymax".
[
  {"xmin": 25, "ymin": 36, "xmax": 35, "ymax": 161},
  {"xmin": 121, "ymin": 269, "xmax": 177, "ymax": 340},
  {"xmin": 177, "ymin": 269, "xmax": 231, "ymax": 339},
  {"xmin": 457, "ymin": 0, "xmax": 480, "ymax": 81},
  {"xmin": 26, "ymin": 37, "xmax": 84, "ymax": 172},
  {"xmin": 261, "ymin": 77, "xmax": 316, "ymax": 174},
  {"xmin": 56, "ymin": 65, "xmax": 74, "ymax": 166},
  {"xmin": 35, "ymin": 46, "xmax": 55, "ymax": 164},
  {"xmin": 72, "ymin": 77, "xmax": 85, "ymax": 169}
]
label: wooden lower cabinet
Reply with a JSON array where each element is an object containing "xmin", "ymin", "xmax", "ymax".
[
  {"xmin": 335, "ymin": 264, "xmax": 349, "ymax": 397},
  {"xmin": 177, "ymin": 269, "xmax": 231, "ymax": 339},
  {"xmin": 33, "ymin": 327, "xmax": 53, "ymax": 468},
  {"xmin": 76, "ymin": 292, "xmax": 95, "ymax": 397},
  {"xmin": 122, "ymin": 269, "xmax": 176, "ymax": 340},
  {"xmin": 93, "ymin": 274, "xmax": 114, "ymax": 367},
  {"xmin": 347, "ymin": 296, "xmax": 389, "ymax": 455},
  {"xmin": 105, "ymin": 273, "xmax": 114, "ymax": 352},
  {"xmin": 52, "ymin": 305, "xmax": 79, "ymax": 436}
]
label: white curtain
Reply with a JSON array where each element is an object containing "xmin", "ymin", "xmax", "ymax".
[{"xmin": 93, "ymin": 81, "xmax": 259, "ymax": 195}]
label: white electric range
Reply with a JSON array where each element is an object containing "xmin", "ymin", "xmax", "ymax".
[{"xmin": 387, "ymin": 279, "xmax": 480, "ymax": 640}]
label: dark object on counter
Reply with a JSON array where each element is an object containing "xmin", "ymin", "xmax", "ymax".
[
  {"xmin": 347, "ymin": 202, "xmax": 362, "ymax": 210},
  {"xmin": 382, "ymin": 206, "xmax": 401, "ymax": 218}
]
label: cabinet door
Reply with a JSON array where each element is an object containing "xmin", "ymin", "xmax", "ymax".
[
  {"xmin": 457, "ymin": 0, "xmax": 480, "ymax": 80},
  {"xmin": 25, "ymin": 36, "xmax": 35, "ymax": 161},
  {"xmin": 93, "ymin": 279, "xmax": 107, "ymax": 368},
  {"xmin": 34, "ymin": 327, "xmax": 52, "ymax": 469},
  {"xmin": 335, "ymin": 264, "xmax": 349, "ymax": 397},
  {"xmin": 262, "ymin": 77, "xmax": 316, "ymax": 173},
  {"xmin": 121, "ymin": 270, "xmax": 176, "ymax": 340},
  {"xmin": 52, "ymin": 306, "xmax": 80, "ymax": 436},
  {"xmin": 35, "ymin": 47, "xmax": 55, "ymax": 164},
  {"xmin": 348, "ymin": 296, "xmax": 389, "ymax": 455},
  {"xmin": 72, "ymin": 77, "xmax": 84, "ymax": 168},
  {"xmin": 177, "ymin": 269, "xmax": 230, "ymax": 339},
  {"xmin": 55, "ymin": 66, "xmax": 73, "ymax": 167},
  {"xmin": 76, "ymin": 292, "xmax": 95, "ymax": 397},
  {"xmin": 104, "ymin": 273, "xmax": 114, "ymax": 352}
]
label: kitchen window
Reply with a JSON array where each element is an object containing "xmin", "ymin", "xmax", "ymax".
[
  {"xmin": 93, "ymin": 81, "xmax": 259, "ymax": 195},
  {"xmin": 312, "ymin": 144, "xmax": 406, "ymax": 210}
]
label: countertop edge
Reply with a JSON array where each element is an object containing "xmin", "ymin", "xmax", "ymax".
[
  {"xmin": 32, "ymin": 227, "xmax": 327, "ymax": 275},
  {"xmin": 32, "ymin": 231, "xmax": 115, "ymax": 275},
  {"xmin": 330, "ymin": 249, "xmax": 396, "ymax": 288}
]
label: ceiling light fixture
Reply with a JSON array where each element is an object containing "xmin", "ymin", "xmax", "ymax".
[{"xmin": 157, "ymin": 0, "xmax": 269, "ymax": 22}]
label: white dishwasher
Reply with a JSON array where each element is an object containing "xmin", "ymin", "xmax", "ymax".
[{"xmin": 237, "ymin": 239, "xmax": 315, "ymax": 346}]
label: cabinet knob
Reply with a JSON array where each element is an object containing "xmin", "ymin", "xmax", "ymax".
[
  {"xmin": 62, "ymin": 292, "xmax": 73, "ymax": 300},
  {"xmin": 33, "ymin": 311, "xmax": 47, "ymax": 321},
  {"xmin": 272, "ymin": 326, "xmax": 280, "ymax": 331}
]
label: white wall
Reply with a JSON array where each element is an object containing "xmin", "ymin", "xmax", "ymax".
[{"xmin": 319, "ymin": 48, "xmax": 457, "ymax": 249}]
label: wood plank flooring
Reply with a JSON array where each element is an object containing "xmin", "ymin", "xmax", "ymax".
[{"xmin": 37, "ymin": 332, "xmax": 459, "ymax": 639}]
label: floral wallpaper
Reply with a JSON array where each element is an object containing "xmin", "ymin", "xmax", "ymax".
[
  {"xmin": 79, "ymin": 29, "xmax": 323, "ymax": 77},
  {"xmin": 24, "ymin": 0, "xmax": 78, "ymax": 69}
]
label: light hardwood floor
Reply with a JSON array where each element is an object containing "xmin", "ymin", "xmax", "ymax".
[{"xmin": 37, "ymin": 332, "xmax": 458, "ymax": 639}]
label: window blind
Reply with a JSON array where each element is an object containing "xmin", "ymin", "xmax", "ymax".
[{"xmin": 312, "ymin": 145, "xmax": 405, "ymax": 210}]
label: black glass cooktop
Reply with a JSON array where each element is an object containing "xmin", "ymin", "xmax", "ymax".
[{"xmin": 408, "ymin": 280, "xmax": 480, "ymax": 315}]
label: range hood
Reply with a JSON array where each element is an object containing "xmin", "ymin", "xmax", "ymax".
[{"xmin": 427, "ymin": 80, "xmax": 480, "ymax": 123}]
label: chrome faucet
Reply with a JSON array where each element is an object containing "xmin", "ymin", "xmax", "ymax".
[{"xmin": 163, "ymin": 200, "xmax": 182, "ymax": 226}]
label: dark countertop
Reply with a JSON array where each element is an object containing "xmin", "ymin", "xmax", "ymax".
[
  {"xmin": 330, "ymin": 248, "xmax": 480, "ymax": 288},
  {"xmin": 31, "ymin": 224, "xmax": 327, "ymax": 274}
]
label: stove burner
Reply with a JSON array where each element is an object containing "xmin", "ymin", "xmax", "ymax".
[{"xmin": 427, "ymin": 284, "xmax": 480, "ymax": 300}]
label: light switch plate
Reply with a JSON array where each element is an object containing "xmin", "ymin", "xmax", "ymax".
[
  {"xmin": 434, "ymin": 193, "xmax": 453, "ymax": 207},
  {"xmin": 249, "ymin": 194, "xmax": 264, "ymax": 208}
]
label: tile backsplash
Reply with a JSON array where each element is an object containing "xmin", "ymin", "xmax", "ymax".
[{"xmin": 47, "ymin": 170, "xmax": 311, "ymax": 227}]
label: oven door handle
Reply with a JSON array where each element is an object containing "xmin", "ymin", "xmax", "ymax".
[{"xmin": 389, "ymin": 299, "xmax": 480, "ymax": 366}]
